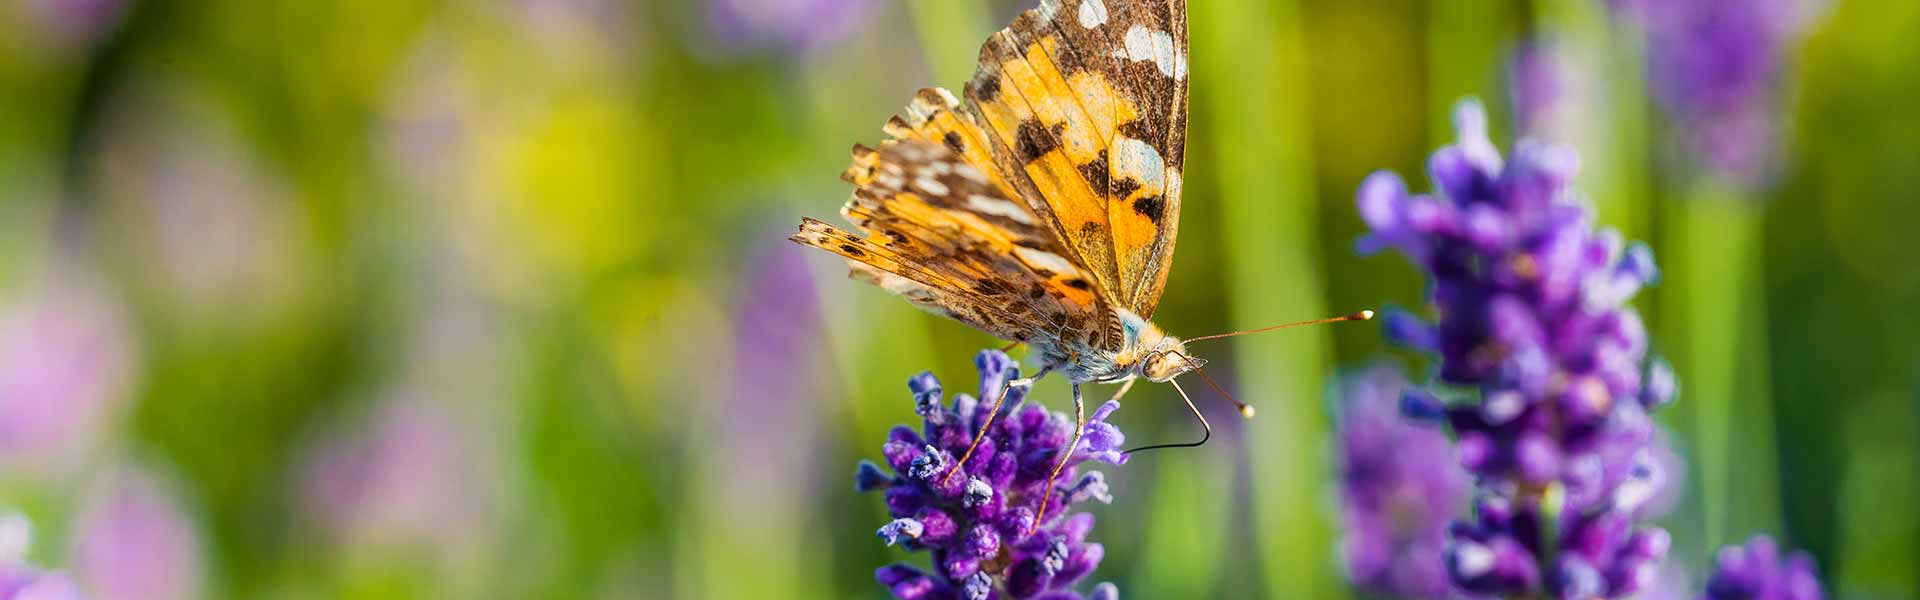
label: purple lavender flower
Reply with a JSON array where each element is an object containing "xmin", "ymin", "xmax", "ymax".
[
  {"xmin": 1609, "ymin": 0, "xmax": 1823, "ymax": 186},
  {"xmin": 1334, "ymin": 363, "xmax": 1471, "ymax": 599},
  {"xmin": 1700, "ymin": 536, "xmax": 1823, "ymax": 600},
  {"xmin": 1359, "ymin": 99, "xmax": 1675, "ymax": 600},
  {"xmin": 862, "ymin": 350, "xmax": 1124, "ymax": 600},
  {"xmin": 0, "ymin": 512, "xmax": 87, "ymax": 600}
]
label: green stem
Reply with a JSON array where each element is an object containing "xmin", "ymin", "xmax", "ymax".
[{"xmin": 1134, "ymin": 452, "xmax": 1232, "ymax": 597}]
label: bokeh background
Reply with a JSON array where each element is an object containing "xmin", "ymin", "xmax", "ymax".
[{"xmin": 0, "ymin": 0, "xmax": 1914, "ymax": 598}]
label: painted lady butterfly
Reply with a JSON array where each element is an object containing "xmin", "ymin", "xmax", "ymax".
[{"xmin": 794, "ymin": 0, "xmax": 1363, "ymax": 528}]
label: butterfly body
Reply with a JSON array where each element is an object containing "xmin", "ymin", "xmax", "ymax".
[{"xmin": 1031, "ymin": 307, "xmax": 1194, "ymax": 385}]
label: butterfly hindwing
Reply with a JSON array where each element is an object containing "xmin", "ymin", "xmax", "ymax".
[{"xmin": 794, "ymin": 140, "xmax": 1120, "ymax": 349}]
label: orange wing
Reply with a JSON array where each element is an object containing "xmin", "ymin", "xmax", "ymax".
[{"xmin": 792, "ymin": 141, "xmax": 1120, "ymax": 349}]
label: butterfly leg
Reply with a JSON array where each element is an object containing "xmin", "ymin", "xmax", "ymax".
[
  {"xmin": 942, "ymin": 368, "xmax": 1047, "ymax": 486},
  {"xmin": 1108, "ymin": 377, "xmax": 1136, "ymax": 402},
  {"xmin": 1031, "ymin": 381, "xmax": 1085, "ymax": 536}
]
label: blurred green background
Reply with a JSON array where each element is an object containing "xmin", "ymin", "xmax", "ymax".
[{"xmin": 0, "ymin": 0, "xmax": 1914, "ymax": 598}]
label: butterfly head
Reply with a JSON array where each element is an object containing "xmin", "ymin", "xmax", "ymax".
[{"xmin": 1140, "ymin": 338, "xmax": 1200, "ymax": 383}]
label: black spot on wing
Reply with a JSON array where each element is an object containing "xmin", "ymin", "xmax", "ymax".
[
  {"xmin": 1077, "ymin": 149, "xmax": 1110, "ymax": 195},
  {"xmin": 973, "ymin": 74, "xmax": 1002, "ymax": 102},
  {"xmin": 1109, "ymin": 176, "xmax": 1141, "ymax": 201},
  {"xmin": 943, "ymin": 131, "xmax": 965, "ymax": 154},
  {"xmin": 1132, "ymin": 195, "xmax": 1165, "ymax": 222},
  {"xmin": 1016, "ymin": 119, "xmax": 1059, "ymax": 161}
]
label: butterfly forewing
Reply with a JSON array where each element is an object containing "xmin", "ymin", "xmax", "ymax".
[{"xmin": 962, "ymin": 0, "xmax": 1188, "ymax": 318}]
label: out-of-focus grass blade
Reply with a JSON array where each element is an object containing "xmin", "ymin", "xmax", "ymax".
[
  {"xmin": 1662, "ymin": 186, "xmax": 1782, "ymax": 551},
  {"xmin": 1133, "ymin": 452, "xmax": 1232, "ymax": 597},
  {"xmin": 1191, "ymin": 0, "xmax": 1343, "ymax": 597},
  {"xmin": 1427, "ymin": 1, "xmax": 1518, "ymax": 145},
  {"xmin": 1831, "ymin": 391, "xmax": 1919, "ymax": 597}
]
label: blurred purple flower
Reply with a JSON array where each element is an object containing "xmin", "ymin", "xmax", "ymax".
[
  {"xmin": 0, "ymin": 512, "xmax": 87, "ymax": 600},
  {"xmin": 862, "ymin": 350, "xmax": 1123, "ymax": 600},
  {"xmin": 1358, "ymin": 99, "xmax": 1675, "ymax": 600},
  {"xmin": 0, "ymin": 256, "xmax": 135, "ymax": 472},
  {"xmin": 702, "ymin": 0, "xmax": 871, "ymax": 57},
  {"xmin": 68, "ymin": 467, "xmax": 204, "ymax": 600},
  {"xmin": 1334, "ymin": 363, "xmax": 1471, "ymax": 599},
  {"xmin": 1701, "ymin": 536, "xmax": 1823, "ymax": 600},
  {"xmin": 1507, "ymin": 39, "xmax": 1598, "ymax": 146},
  {"xmin": 1610, "ymin": 0, "xmax": 1823, "ymax": 186},
  {"xmin": 726, "ymin": 236, "xmax": 823, "ymax": 477},
  {"xmin": 300, "ymin": 398, "xmax": 493, "ymax": 555}
]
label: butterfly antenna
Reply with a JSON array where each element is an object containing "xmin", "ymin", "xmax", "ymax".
[
  {"xmin": 1172, "ymin": 350, "xmax": 1257, "ymax": 419},
  {"xmin": 1182, "ymin": 310, "xmax": 1375, "ymax": 345},
  {"xmin": 1122, "ymin": 376, "xmax": 1211, "ymax": 455}
]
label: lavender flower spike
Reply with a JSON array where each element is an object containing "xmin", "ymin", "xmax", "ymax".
[
  {"xmin": 1358, "ymin": 98, "xmax": 1674, "ymax": 600},
  {"xmin": 862, "ymin": 350, "xmax": 1124, "ymax": 600},
  {"xmin": 1701, "ymin": 536, "xmax": 1823, "ymax": 600}
]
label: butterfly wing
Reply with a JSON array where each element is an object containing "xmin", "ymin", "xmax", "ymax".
[
  {"xmin": 794, "ymin": 0, "xmax": 1190, "ymax": 347},
  {"xmin": 793, "ymin": 140, "xmax": 1121, "ymax": 349},
  {"xmin": 961, "ymin": 0, "xmax": 1188, "ymax": 318}
]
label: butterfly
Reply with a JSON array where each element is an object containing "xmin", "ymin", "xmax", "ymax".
[{"xmin": 793, "ymin": 0, "xmax": 1364, "ymax": 529}]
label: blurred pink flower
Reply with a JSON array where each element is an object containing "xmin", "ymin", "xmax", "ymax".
[
  {"xmin": 67, "ymin": 467, "xmax": 204, "ymax": 600},
  {"xmin": 0, "ymin": 256, "xmax": 135, "ymax": 472},
  {"xmin": 299, "ymin": 398, "xmax": 493, "ymax": 555}
]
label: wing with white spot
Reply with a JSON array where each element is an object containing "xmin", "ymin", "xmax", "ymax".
[{"xmin": 792, "ymin": 141, "xmax": 1119, "ymax": 349}]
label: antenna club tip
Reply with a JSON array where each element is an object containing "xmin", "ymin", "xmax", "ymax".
[
  {"xmin": 1239, "ymin": 405, "xmax": 1257, "ymax": 419},
  {"xmin": 1355, "ymin": 309, "xmax": 1375, "ymax": 321}
]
